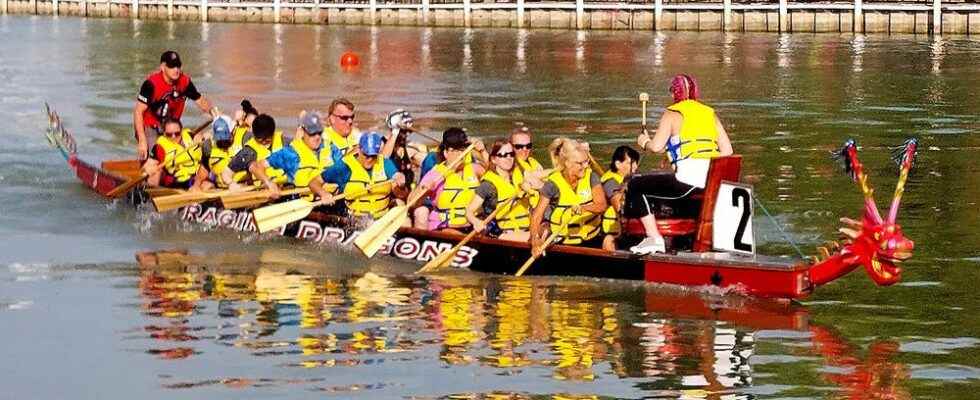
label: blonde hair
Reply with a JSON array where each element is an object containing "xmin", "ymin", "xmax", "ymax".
[{"xmin": 548, "ymin": 137, "xmax": 588, "ymax": 172}]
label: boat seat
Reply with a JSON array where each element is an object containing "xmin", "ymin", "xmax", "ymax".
[{"xmin": 620, "ymin": 155, "xmax": 743, "ymax": 251}]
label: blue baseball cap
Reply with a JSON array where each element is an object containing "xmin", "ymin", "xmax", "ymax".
[
  {"xmin": 212, "ymin": 116, "xmax": 233, "ymax": 141},
  {"xmin": 301, "ymin": 112, "xmax": 324, "ymax": 135},
  {"xmin": 359, "ymin": 132, "xmax": 384, "ymax": 156}
]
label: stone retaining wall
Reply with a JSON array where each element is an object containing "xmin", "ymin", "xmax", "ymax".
[{"xmin": 4, "ymin": 1, "xmax": 980, "ymax": 34}]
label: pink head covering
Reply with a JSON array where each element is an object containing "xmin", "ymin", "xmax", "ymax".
[{"xmin": 670, "ymin": 74, "xmax": 700, "ymax": 103}]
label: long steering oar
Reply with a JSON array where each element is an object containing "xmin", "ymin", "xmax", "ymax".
[
  {"xmin": 417, "ymin": 193, "xmax": 526, "ymax": 273},
  {"xmin": 106, "ymin": 119, "xmax": 214, "ymax": 198},
  {"xmin": 355, "ymin": 143, "xmax": 477, "ymax": 258},
  {"xmin": 153, "ymin": 186, "xmax": 259, "ymax": 212},
  {"xmin": 253, "ymin": 181, "xmax": 392, "ymax": 233},
  {"xmin": 514, "ymin": 218, "xmax": 570, "ymax": 277}
]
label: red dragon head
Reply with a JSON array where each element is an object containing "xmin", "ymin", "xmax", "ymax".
[{"xmin": 810, "ymin": 139, "xmax": 917, "ymax": 287}]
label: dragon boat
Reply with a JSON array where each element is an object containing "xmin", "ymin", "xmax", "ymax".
[{"xmin": 44, "ymin": 105, "xmax": 917, "ymax": 300}]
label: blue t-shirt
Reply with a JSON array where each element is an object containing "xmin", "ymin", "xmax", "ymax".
[
  {"xmin": 320, "ymin": 158, "xmax": 398, "ymax": 193},
  {"xmin": 419, "ymin": 152, "xmax": 438, "ymax": 179},
  {"xmin": 265, "ymin": 143, "xmax": 325, "ymax": 183}
]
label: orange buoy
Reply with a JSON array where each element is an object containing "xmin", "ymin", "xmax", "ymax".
[{"xmin": 340, "ymin": 51, "xmax": 360, "ymax": 68}]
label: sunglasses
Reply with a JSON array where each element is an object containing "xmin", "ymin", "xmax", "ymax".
[
  {"xmin": 332, "ymin": 113, "xmax": 355, "ymax": 122},
  {"xmin": 513, "ymin": 143, "xmax": 532, "ymax": 150},
  {"xmin": 163, "ymin": 130, "xmax": 182, "ymax": 136},
  {"xmin": 494, "ymin": 151, "xmax": 516, "ymax": 158},
  {"xmin": 306, "ymin": 131, "xmax": 323, "ymax": 136}
]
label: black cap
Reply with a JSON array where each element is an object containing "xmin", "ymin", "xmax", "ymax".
[
  {"xmin": 160, "ymin": 51, "xmax": 182, "ymax": 68},
  {"xmin": 442, "ymin": 127, "xmax": 469, "ymax": 149}
]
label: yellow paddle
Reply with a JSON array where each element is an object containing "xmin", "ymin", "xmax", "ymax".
[
  {"xmin": 355, "ymin": 143, "xmax": 477, "ymax": 258},
  {"xmin": 153, "ymin": 186, "xmax": 259, "ymax": 212},
  {"xmin": 220, "ymin": 187, "xmax": 318, "ymax": 210},
  {"xmin": 253, "ymin": 180, "xmax": 393, "ymax": 234},
  {"xmin": 514, "ymin": 218, "xmax": 570, "ymax": 277},
  {"xmin": 145, "ymin": 187, "xmax": 183, "ymax": 198},
  {"xmin": 107, "ymin": 119, "xmax": 213, "ymax": 198},
  {"xmin": 588, "ymin": 154, "xmax": 606, "ymax": 176},
  {"xmin": 417, "ymin": 193, "xmax": 525, "ymax": 273}
]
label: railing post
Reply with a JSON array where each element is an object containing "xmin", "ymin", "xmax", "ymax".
[
  {"xmin": 517, "ymin": 0, "xmax": 524, "ymax": 28},
  {"xmin": 654, "ymin": 0, "xmax": 662, "ymax": 30},
  {"xmin": 132, "ymin": 0, "xmax": 138, "ymax": 18},
  {"xmin": 167, "ymin": 0, "xmax": 173, "ymax": 19},
  {"xmin": 778, "ymin": 0, "xmax": 787, "ymax": 32},
  {"xmin": 854, "ymin": 0, "xmax": 863, "ymax": 33},
  {"xmin": 723, "ymin": 0, "xmax": 731, "ymax": 31},
  {"xmin": 274, "ymin": 0, "xmax": 281, "ymax": 23},
  {"xmin": 421, "ymin": 0, "xmax": 429, "ymax": 25},
  {"xmin": 1, "ymin": 0, "xmax": 6, "ymax": 15},
  {"xmin": 369, "ymin": 0, "xmax": 376, "ymax": 25},
  {"xmin": 463, "ymin": 0, "xmax": 470, "ymax": 27},
  {"xmin": 933, "ymin": 0, "xmax": 941, "ymax": 35},
  {"xmin": 53, "ymin": 0, "xmax": 58, "ymax": 15},
  {"xmin": 200, "ymin": 0, "xmax": 207, "ymax": 21},
  {"xmin": 30, "ymin": 0, "xmax": 36, "ymax": 15},
  {"xmin": 575, "ymin": 0, "xmax": 583, "ymax": 29},
  {"xmin": 106, "ymin": 0, "xmax": 111, "ymax": 18},
  {"xmin": 83, "ymin": 0, "xmax": 88, "ymax": 16}
]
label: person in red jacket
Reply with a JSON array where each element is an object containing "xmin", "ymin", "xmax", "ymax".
[{"xmin": 133, "ymin": 50, "xmax": 218, "ymax": 160}]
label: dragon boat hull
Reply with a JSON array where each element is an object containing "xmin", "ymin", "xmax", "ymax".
[{"xmin": 47, "ymin": 105, "xmax": 915, "ymax": 300}]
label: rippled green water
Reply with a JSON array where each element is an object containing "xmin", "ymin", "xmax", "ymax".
[{"xmin": 1, "ymin": 15, "xmax": 979, "ymax": 399}]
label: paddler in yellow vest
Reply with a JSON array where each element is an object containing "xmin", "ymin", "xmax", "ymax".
[
  {"xmin": 600, "ymin": 145, "xmax": 640, "ymax": 251},
  {"xmin": 510, "ymin": 125, "xmax": 546, "ymax": 206},
  {"xmin": 412, "ymin": 128, "xmax": 487, "ymax": 232},
  {"xmin": 225, "ymin": 114, "xmax": 288, "ymax": 189},
  {"xmin": 629, "ymin": 74, "xmax": 733, "ymax": 255},
  {"xmin": 141, "ymin": 118, "xmax": 206, "ymax": 189},
  {"xmin": 324, "ymin": 98, "xmax": 362, "ymax": 165},
  {"xmin": 465, "ymin": 139, "xmax": 532, "ymax": 242},
  {"xmin": 311, "ymin": 132, "xmax": 407, "ymax": 219},
  {"xmin": 252, "ymin": 111, "xmax": 334, "ymax": 201},
  {"xmin": 191, "ymin": 115, "xmax": 238, "ymax": 191},
  {"xmin": 529, "ymin": 138, "xmax": 608, "ymax": 256}
]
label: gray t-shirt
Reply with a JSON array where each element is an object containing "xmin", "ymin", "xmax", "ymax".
[
  {"xmin": 602, "ymin": 178, "xmax": 622, "ymax": 199},
  {"xmin": 475, "ymin": 180, "xmax": 498, "ymax": 216}
]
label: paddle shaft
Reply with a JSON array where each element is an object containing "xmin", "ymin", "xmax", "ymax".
[
  {"xmin": 315, "ymin": 180, "xmax": 393, "ymax": 207},
  {"xmin": 418, "ymin": 193, "xmax": 522, "ymax": 273},
  {"xmin": 515, "ymin": 229, "xmax": 562, "ymax": 277},
  {"xmin": 588, "ymin": 154, "xmax": 606, "ymax": 176}
]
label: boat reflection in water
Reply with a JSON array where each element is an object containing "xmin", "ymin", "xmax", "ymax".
[{"xmin": 134, "ymin": 249, "xmax": 909, "ymax": 398}]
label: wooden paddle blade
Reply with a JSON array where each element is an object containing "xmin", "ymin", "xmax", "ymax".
[
  {"xmin": 253, "ymin": 198, "xmax": 316, "ymax": 233},
  {"xmin": 153, "ymin": 191, "xmax": 213, "ymax": 212},
  {"xmin": 354, "ymin": 205, "xmax": 409, "ymax": 258},
  {"xmin": 106, "ymin": 173, "xmax": 149, "ymax": 198}
]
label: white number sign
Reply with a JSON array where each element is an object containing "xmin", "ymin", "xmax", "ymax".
[{"xmin": 712, "ymin": 181, "xmax": 755, "ymax": 255}]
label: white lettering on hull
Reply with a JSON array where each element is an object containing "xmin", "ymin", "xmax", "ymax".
[{"xmin": 180, "ymin": 206, "xmax": 479, "ymax": 268}]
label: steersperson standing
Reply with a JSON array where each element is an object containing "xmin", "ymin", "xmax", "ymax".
[
  {"xmin": 133, "ymin": 50, "xmax": 218, "ymax": 160},
  {"xmin": 627, "ymin": 74, "xmax": 734, "ymax": 255}
]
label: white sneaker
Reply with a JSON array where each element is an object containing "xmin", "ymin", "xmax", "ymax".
[{"xmin": 630, "ymin": 236, "xmax": 666, "ymax": 255}]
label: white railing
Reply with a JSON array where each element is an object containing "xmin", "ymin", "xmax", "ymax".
[{"xmin": 7, "ymin": 0, "xmax": 980, "ymax": 34}]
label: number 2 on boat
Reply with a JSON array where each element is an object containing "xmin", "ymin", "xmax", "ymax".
[{"xmin": 712, "ymin": 181, "xmax": 755, "ymax": 255}]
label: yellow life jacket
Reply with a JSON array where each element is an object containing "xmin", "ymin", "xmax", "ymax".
[
  {"xmin": 482, "ymin": 170, "xmax": 531, "ymax": 232},
  {"xmin": 513, "ymin": 156, "xmax": 544, "ymax": 207},
  {"xmin": 325, "ymin": 126, "xmax": 356, "ymax": 156},
  {"xmin": 229, "ymin": 125, "xmax": 250, "ymax": 156},
  {"xmin": 342, "ymin": 154, "xmax": 393, "ymax": 219},
  {"xmin": 665, "ymin": 100, "xmax": 721, "ymax": 163},
  {"xmin": 234, "ymin": 131, "xmax": 286, "ymax": 184},
  {"xmin": 599, "ymin": 171, "xmax": 624, "ymax": 235},
  {"xmin": 546, "ymin": 169, "xmax": 600, "ymax": 245},
  {"xmin": 207, "ymin": 144, "xmax": 233, "ymax": 188},
  {"xmin": 433, "ymin": 162, "xmax": 480, "ymax": 229},
  {"xmin": 155, "ymin": 128, "xmax": 201, "ymax": 183},
  {"xmin": 291, "ymin": 137, "xmax": 331, "ymax": 189}
]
